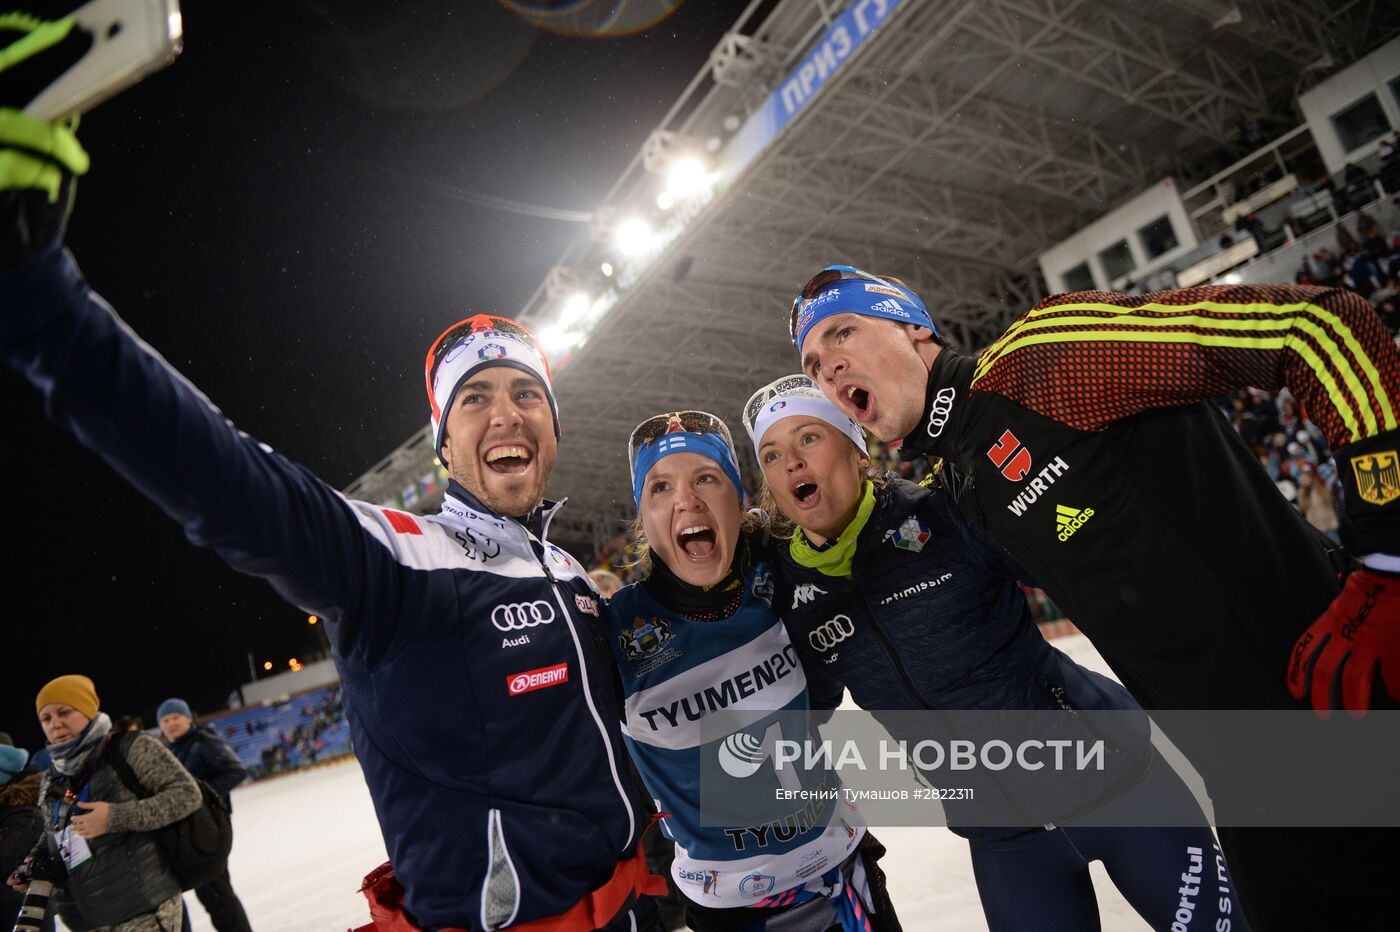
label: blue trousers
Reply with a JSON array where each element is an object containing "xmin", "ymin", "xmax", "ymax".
[{"xmin": 968, "ymin": 756, "xmax": 1248, "ymax": 932}]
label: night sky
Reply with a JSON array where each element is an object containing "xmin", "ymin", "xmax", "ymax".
[{"xmin": 2, "ymin": 0, "xmax": 755, "ymax": 748}]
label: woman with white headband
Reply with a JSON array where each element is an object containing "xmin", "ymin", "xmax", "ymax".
[
  {"xmin": 744, "ymin": 375, "xmax": 1251, "ymax": 932},
  {"xmin": 603, "ymin": 410, "xmax": 903, "ymax": 931}
]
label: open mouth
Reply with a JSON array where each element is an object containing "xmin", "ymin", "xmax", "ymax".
[
  {"xmin": 792, "ymin": 481, "xmax": 819, "ymax": 505},
  {"xmin": 845, "ymin": 384, "xmax": 871, "ymax": 418},
  {"xmin": 677, "ymin": 524, "xmax": 717, "ymax": 559},
  {"xmin": 484, "ymin": 445, "xmax": 534, "ymax": 475}
]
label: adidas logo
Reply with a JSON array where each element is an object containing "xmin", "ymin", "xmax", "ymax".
[
  {"xmin": 1055, "ymin": 504, "xmax": 1095, "ymax": 542},
  {"xmin": 869, "ymin": 299, "xmax": 910, "ymax": 318}
]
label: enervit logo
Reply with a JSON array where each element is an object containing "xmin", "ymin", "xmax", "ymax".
[
  {"xmin": 987, "ymin": 429, "xmax": 1032, "ymax": 481},
  {"xmin": 506, "ymin": 662, "xmax": 568, "ymax": 696},
  {"xmin": 491, "ymin": 601, "xmax": 555, "ymax": 631},
  {"xmin": 791, "ymin": 583, "xmax": 828, "ymax": 609},
  {"xmin": 809, "ymin": 615, "xmax": 854, "ymax": 652},
  {"xmin": 1055, "ymin": 504, "xmax": 1095, "ymax": 542},
  {"xmin": 718, "ymin": 731, "xmax": 768, "ymax": 778},
  {"xmin": 925, "ymin": 387, "xmax": 956, "ymax": 439}
]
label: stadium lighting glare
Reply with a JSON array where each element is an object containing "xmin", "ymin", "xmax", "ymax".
[
  {"xmin": 600, "ymin": 261, "xmax": 614, "ymax": 277},
  {"xmin": 589, "ymin": 295, "xmax": 610, "ymax": 322},
  {"xmin": 561, "ymin": 293, "xmax": 590, "ymax": 327},
  {"xmin": 616, "ymin": 218, "xmax": 654, "ymax": 257},
  {"xmin": 540, "ymin": 326, "xmax": 583, "ymax": 355},
  {"xmin": 656, "ymin": 191, "xmax": 676, "ymax": 210},
  {"xmin": 666, "ymin": 157, "xmax": 709, "ymax": 197}
]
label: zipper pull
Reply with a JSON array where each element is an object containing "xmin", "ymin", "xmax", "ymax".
[{"xmin": 529, "ymin": 537, "xmax": 557, "ymax": 582}]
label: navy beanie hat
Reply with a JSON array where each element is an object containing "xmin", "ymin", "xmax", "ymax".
[{"xmin": 157, "ymin": 698, "xmax": 193, "ymax": 721}]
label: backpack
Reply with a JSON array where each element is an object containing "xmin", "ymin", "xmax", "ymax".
[{"xmin": 105, "ymin": 733, "xmax": 233, "ymax": 890}]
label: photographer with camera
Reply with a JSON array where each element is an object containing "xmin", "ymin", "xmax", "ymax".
[
  {"xmin": 1, "ymin": 733, "xmax": 50, "ymax": 932},
  {"xmin": 7, "ymin": 676, "xmax": 201, "ymax": 932}
]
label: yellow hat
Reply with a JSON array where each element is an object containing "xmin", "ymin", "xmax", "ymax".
[{"xmin": 35, "ymin": 674, "xmax": 100, "ymax": 720}]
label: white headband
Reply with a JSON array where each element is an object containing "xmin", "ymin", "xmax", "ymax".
[
  {"xmin": 744, "ymin": 376, "xmax": 867, "ymax": 467},
  {"xmin": 429, "ymin": 328, "xmax": 558, "ymax": 454}
]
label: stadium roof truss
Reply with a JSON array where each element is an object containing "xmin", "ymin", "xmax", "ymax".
[{"xmin": 346, "ymin": 0, "xmax": 1400, "ymax": 544}]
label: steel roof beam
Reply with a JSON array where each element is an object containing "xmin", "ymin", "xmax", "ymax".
[{"xmin": 960, "ymin": 0, "xmax": 1270, "ymax": 139}]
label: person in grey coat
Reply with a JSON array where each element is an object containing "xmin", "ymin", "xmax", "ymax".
[{"xmin": 7, "ymin": 676, "xmax": 200, "ymax": 932}]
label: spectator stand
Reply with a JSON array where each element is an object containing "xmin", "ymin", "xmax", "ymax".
[{"xmin": 200, "ymin": 683, "xmax": 352, "ymax": 780}]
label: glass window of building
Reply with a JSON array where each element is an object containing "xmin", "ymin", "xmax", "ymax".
[
  {"xmin": 1137, "ymin": 215, "xmax": 1179, "ymax": 259},
  {"xmin": 1097, "ymin": 239, "xmax": 1135, "ymax": 281},
  {"xmin": 1331, "ymin": 94, "xmax": 1390, "ymax": 153},
  {"xmin": 1061, "ymin": 261, "xmax": 1096, "ymax": 292}
]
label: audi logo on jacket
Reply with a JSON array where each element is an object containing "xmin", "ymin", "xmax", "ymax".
[
  {"xmin": 773, "ymin": 479, "xmax": 1151, "ymax": 838},
  {"xmin": 1, "ymin": 246, "xmax": 648, "ymax": 932}
]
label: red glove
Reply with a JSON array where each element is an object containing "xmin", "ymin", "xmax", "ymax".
[{"xmin": 1287, "ymin": 567, "xmax": 1400, "ymax": 716}]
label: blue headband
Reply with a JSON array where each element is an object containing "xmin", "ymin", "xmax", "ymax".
[
  {"xmin": 793, "ymin": 276, "xmax": 938, "ymax": 352},
  {"xmin": 631, "ymin": 431, "xmax": 746, "ymax": 507}
]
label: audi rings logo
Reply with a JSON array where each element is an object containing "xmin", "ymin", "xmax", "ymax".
[
  {"xmin": 925, "ymin": 387, "xmax": 957, "ymax": 439},
  {"xmin": 491, "ymin": 601, "xmax": 555, "ymax": 631},
  {"xmin": 809, "ymin": 615, "xmax": 854, "ymax": 652}
]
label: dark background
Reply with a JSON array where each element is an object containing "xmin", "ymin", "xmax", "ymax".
[{"xmin": 2, "ymin": 0, "xmax": 754, "ymax": 748}]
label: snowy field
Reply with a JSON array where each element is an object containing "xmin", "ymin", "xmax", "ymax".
[{"xmin": 148, "ymin": 635, "xmax": 1157, "ymax": 931}]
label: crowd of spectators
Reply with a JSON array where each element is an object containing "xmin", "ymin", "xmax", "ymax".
[
  {"xmin": 1296, "ymin": 210, "xmax": 1400, "ymax": 336},
  {"xmin": 248, "ymin": 686, "xmax": 347, "ymax": 778}
]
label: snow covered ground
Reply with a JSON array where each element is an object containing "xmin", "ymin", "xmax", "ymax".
[{"xmin": 155, "ymin": 634, "xmax": 1156, "ymax": 930}]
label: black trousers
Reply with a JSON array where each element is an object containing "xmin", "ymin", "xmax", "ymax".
[{"xmin": 195, "ymin": 864, "xmax": 253, "ymax": 932}]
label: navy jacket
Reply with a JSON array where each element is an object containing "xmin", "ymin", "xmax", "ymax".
[
  {"xmin": 168, "ymin": 725, "xmax": 248, "ymax": 806},
  {"xmin": 0, "ymin": 244, "xmax": 648, "ymax": 931},
  {"xmin": 773, "ymin": 479, "xmax": 1150, "ymax": 836}
]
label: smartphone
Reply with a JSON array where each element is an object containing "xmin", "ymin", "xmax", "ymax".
[{"xmin": 23, "ymin": 0, "xmax": 182, "ymax": 120}]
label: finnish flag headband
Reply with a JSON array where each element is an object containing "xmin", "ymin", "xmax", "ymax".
[
  {"xmin": 742, "ymin": 374, "xmax": 867, "ymax": 467},
  {"xmin": 628, "ymin": 410, "xmax": 745, "ymax": 508},
  {"xmin": 424, "ymin": 314, "xmax": 559, "ymax": 457}
]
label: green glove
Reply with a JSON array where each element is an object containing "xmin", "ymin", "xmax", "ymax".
[
  {"xmin": 0, "ymin": 107, "xmax": 88, "ymax": 201},
  {"xmin": 0, "ymin": 13, "xmax": 90, "ymax": 201},
  {"xmin": 0, "ymin": 12, "xmax": 92, "ymax": 264}
]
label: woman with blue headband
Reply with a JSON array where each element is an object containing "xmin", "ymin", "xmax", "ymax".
[
  {"xmin": 604, "ymin": 410, "xmax": 902, "ymax": 931},
  {"xmin": 744, "ymin": 376, "xmax": 1250, "ymax": 932}
]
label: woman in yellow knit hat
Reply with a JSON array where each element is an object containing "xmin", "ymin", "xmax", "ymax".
[{"xmin": 6, "ymin": 675, "xmax": 201, "ymax": 932}]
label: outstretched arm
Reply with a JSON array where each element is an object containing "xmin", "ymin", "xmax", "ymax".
[{"xmin": 0, "ymin": 105, "xmax": 432, "ymax": 670}]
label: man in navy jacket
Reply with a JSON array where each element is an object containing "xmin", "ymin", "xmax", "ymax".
[{"xmin": 0, "ymin": 47, "xmax": 659, "ymax": 932}]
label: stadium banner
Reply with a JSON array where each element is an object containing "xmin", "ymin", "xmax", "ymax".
[
  {"xmin": 693, "ymin": 709, "xmax": 1400, "ymax": 828},
  {"xmin": 719, "ymin": 0, "xmax": 906, "ymax": 185}
]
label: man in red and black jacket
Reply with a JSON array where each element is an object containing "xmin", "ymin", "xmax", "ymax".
[{"xmin": 790, "ymin": 267, "xmax": 1400, "ymax": 929}]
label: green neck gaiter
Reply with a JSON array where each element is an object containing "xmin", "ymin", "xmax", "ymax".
[{"xmin": 789, "ymin": 481, "xmax": 876, "ymax": 578}]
